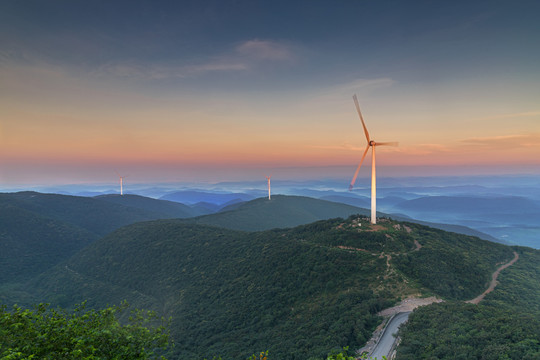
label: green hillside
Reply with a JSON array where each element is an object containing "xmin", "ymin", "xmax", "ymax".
[
  {"xmin": 389, "ymin": 215, "xmax": 500, "ymax": 242},
  {"xmin": 185, "ymin": 195, "xmax": 371, "ymax": 231},
  {"xmin": 185, "ymin": 195, "xmax": 497, "ymax": 242},
  {"xmin": 396, "ymin": 246, "xmax": 540, "ymax": 359},
  {"xmin": 0, "ymin": 199, "xmax": 96, "ymax": 289},
  {"xmin": 95, "ymin": 194, "xmax": 203, "ymax": 218},
  {"xmin": 27, "ymin": 216, "xmax": 514, "ymax": 359},
  {"xmin": 0, "ymin": 191, "xmax": 199, "ymax": 299},
  {"xmin": 2, "ymin": 192, "xmax": 193, "ymax": 236}
]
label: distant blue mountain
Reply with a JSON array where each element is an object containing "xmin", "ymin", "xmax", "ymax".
[
  {"xmin": 392, "ymin": 195, "xmax": 540, "ymax": 248},
  {"xmin": 319, "ymin": 195, "xmax": 370, "ymax": 208},
  {"xmin": 320, "ymin": 194, "xmax": 407, "ymax": 209},
  {"xmin": 395, "ymin": 196, "xmax": 540, "ymax": 214},
  {"xmin": 189, "ymin": 202, "xmax": 222, "ymax": 214}
]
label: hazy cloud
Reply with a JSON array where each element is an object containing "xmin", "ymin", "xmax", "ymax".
[
  {"xmin": 476, "ymin": 111, "xmax": 540, "ymax": 121},
  {"xmin": 299, "ymin": 78, "xmax": 396, "ymax": 109},
  {"xmin": 462, "ymin": 134, "xmax": 540, "ymax": 149},
  {"xmin": 94, "ymin": 60, "xmax": 248, "ymax": 79},
  {"xmin": 182, "ymin": 62, "xmax": 248, "ymax": 74},
  {"xmin": 95, "ymin": 63, "xmax": 151, "ymax": 78},
  {"xmin": 335, "ymin": 78, "xmax": 396, "ymax": 93},
  {"xmin": 186, "ymin": 39, "xmax": 296, "ymax": 76},
  {"xmin": 93, "ymin": 39, "xmax": 295, "ymax": 79},
  {"xmin": 236, "ymin": 40, "xmax": 295, "ymax": 61},
  {"xmin": 311, "ymin": 142, "xmax": 404, "ymax": 153},
  {"xmin": 395, "ymin": 144, "xmax": 452, "ymax": 156},
  {"xmin": 310, "ymin": 143, "xmax": 367, "ymax": 151}
]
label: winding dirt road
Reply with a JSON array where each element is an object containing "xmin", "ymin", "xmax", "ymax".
[
  {"xmin": 466, "ymin": 251, "xmax": 519, "ymax": 304},
  {"xmin": 365, "ymin": 251, "xmax": 520, "ymax": 359}
]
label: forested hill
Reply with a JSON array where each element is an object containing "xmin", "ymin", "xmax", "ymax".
[
  {"xmin": 94, "ymin": 194, "xmax": 204, "ymax": 218},
  {"xmin": 0, "ymin": 199, "xmax": 95, "ymax": 287},
  {"xmin": 183, "ymin": 195, "xmax": 498, "ymax": 241},
  {"xmin": 0, "ymin": 191, "xmax": 197, "ymax": 236},
  {"xmin": 28, "ymin": 216, "xmax": 514, "ymax": 359},
  {"xmin": 0, "ymin": 191, "xmax": 200, "ymax": 288},
  {"xmin": 396, "ymin": 245, "xmax": 540, "ymax": 359},
  {"xmin": 183, "ymin": 195, "xmax": 371, "ymax": 231}
]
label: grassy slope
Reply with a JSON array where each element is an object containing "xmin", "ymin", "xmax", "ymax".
[{"xmin": 26, "ymin": 216, "xmax": 514, "ymax": 359}]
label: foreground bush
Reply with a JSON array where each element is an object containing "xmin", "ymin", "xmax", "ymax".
[{"xmin": 0, "ymin": 302, "xmax": 169, "ymax": 359}]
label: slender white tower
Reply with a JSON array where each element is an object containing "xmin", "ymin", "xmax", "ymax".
[
  {"xmin": 371, "ymin": 145, "xmax": 376, "ymax": 223},
  {"xmin": 116, "ymin": 172, "xmax": 127, "ymax": 196},
  {"xmin": 349, "ymin": 94, "xmax": 397, "ymax": 224},
  {"xmin": 266, "ymin": 175, "xmax": 271, "ymax": 200}
]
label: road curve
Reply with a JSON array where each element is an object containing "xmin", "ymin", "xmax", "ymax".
[
  {"xmin": 369, "ymin": 311, "xmax": 411, "ymax": 360},
  {"xmin": 366, "ymin": 251, "xmax": 519, "ymax": 359}
]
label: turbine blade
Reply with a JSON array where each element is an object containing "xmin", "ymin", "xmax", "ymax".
[
  {"xmin": 353, "ymin": 94, "xmax": 370, "ymax": 143},
  {"xmin": 374, "ymin": 141, "xmax": 398, "ymax": 147},
  {"xmin": 349, "ymin": 144, "xmax": 371, "ymax": 191}
]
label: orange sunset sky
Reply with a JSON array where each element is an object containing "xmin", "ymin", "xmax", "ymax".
[{"xmin": 1, "ymin": 1, "xmax": 539, "ymax": 185}]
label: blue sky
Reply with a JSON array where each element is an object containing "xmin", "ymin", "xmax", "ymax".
[{"xmin": 1, "ymin": 0, "xmax": 539, "ymax": 185}]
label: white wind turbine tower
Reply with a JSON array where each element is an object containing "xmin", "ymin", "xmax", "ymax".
[
  {"xmin": 116, "ymin": 172, "xmax": 128, "ymax": 196},
  {"xmin": 265, "ymin": 175, "xmax": 271, "ymax": 200},
  {"xmin": 349, "ymin": 94, "xmax": 398, "ymax": 224}
]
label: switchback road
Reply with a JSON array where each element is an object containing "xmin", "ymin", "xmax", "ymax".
[
  {"xmin": 367, "ymin": 251, "xmax": 519, "ymax": 359},
  {"xmin": 466, "ymin": 251, "xmax": 519, "ymax": 304}
]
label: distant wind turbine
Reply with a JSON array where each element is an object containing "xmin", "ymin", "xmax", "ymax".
[
  {"xmin": 266, "ymin": 175, "xmax": 271, "ymax": 200},
  {"xmin": 115, "ymin": 172, "xmax": 128, "ymax": 196},
  {"xmin": 349, "ymin": 94, "xmax": 398, "ymax": 224}
]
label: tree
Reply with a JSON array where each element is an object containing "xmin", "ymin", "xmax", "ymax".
[{"xmin": 0, "ymin": 302, "xmax": 170, "ymax": 359}]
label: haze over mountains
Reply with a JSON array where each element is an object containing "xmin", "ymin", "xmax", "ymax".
[
  {"xmin": 8, "ymin": 175, "xmax": 536, "ymax": 248},
  {"xmin": 2, "ymin": 176, "xmax": 540, "ymax": 359},
  {"xmin": 0, "ymin": 185, "xmax": 510, "ymax": 293},
  {"xmin": 0, "ymin": 192, "xmax": 371, "ymax": 290}
]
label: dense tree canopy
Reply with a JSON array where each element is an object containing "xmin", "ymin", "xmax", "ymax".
[
  {"xmin": 0, "ymin": 302, "xmax": 170, "ymax": 360},
  {"xmin": 2, "ymin": 209, "xmax": 534, "ymax": 359},
  {"xmin": 396, "ymin": 246, "xmax": 540, "ymax": 359},
  {"xmin": 17, "ymin": 216, "xmax": 517, "ymax": 359},
  {"xmin": 397, "ymin": 302, "xmax": 540, "ymax": 360}
]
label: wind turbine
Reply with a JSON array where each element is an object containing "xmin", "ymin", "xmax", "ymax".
[
  {"xmin": 349, "ymin": 94, "xmax": 398, "ymax": 224},
  {"xmin": 265, "ymin": 175, "xmax": 271, "ymax": 200},
  {"xmin": 115, "ymin": 172, "xmax": 128, "ymax": 196}
]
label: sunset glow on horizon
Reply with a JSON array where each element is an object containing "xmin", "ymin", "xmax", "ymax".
[{"xmin": 1, "ymin": 1, "xmax": 539, "ymax": 186}]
